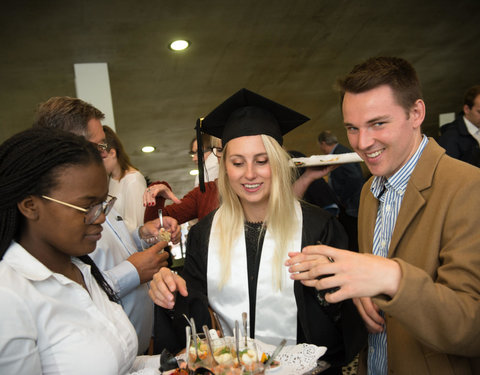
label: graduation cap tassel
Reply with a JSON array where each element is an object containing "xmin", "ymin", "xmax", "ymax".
[{"xmin": 195, "ymin": 118, "xmax": 206, "ymax": 192}]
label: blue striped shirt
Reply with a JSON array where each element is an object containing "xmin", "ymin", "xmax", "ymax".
[{"xmin": 367, "ymin": 136, "xmax": 428, "ymax": 375}]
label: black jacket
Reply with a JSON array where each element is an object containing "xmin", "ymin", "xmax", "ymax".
[{"xmin": 438, "ymin": 116, "xmax": 480, "ymax": 167}]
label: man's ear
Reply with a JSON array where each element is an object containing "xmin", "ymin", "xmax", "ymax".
[
  {"xmin": 410, "ymin": 99, "xmax": 426, "ymax": 129},
  {"xmin": 17, "ymin": 196, "xmax": 40, "ymax": 220}
]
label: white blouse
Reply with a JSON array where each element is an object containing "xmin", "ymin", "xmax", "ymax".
[
  {"xmin": 0, "ymin": 241, "xmax": 140, "ymax": 375},
  {"xmin": 109, "ymin": 170, "xmax": 147, "ymax": 232}
]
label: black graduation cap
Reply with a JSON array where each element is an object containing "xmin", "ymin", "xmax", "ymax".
[{"xmin": 195, "ymin": 88, "xmax": 309, "ymax": 191}]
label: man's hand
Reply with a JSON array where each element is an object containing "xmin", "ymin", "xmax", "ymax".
[
  {"xmin": 292, "ymin": 165, "xmax": 337, "ymax": 198},
  {"xmin": 353, "ymin": 297, "xmax": 385, "ymax": 333},
  {"xmin": 143, "ymin": 184, "xmax": 181, "ymax": 207},
  {"xmin": 286, "ymin": 245, "xmax": 402, "ymax": 303},
  {"xmin": 127, "ymin": 241, "xmax": 170, "ymax": 284},
  {"xmin": 149, "ymin": 267, "xmax": 188, "ymax": 309}
]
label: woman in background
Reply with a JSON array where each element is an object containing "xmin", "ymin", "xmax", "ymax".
[
  {"xmin": 103, "ymin": 125, "xmax": 146, "ymax": 232},
  {"xmin": 143, "ymin": 136, "xmax": 222, "ymax": 224}
]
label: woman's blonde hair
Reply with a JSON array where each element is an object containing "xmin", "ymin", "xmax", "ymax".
[{"xmin": 216, "ymin": 134, "xmax": 298, "ymax": 289}]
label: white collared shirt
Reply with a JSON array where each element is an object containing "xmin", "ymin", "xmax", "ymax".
[
  {"xmin": 463, "ymin": 116, "xmax": 480, "ymax": 145},
  {"xmin": 91, "ymin": 208, "xmax": 153, "ymax": 354},
  {"xmin": 0, "ymin": 241, "xmax": 138, "ymax": 375}
]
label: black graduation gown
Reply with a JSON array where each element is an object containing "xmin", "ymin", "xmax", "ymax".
[{"xmin": 172, "ymin": 202, "xmax": 366, "ymax": 372}]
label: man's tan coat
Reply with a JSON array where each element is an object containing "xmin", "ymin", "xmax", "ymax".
[{"xmin": 357, "ymin": 140, "xmax": 480, "ymax": 375}]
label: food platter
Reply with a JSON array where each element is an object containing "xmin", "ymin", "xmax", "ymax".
[{"xmin": 290, "ymin": 152, "xmax": 363, "ymax": 167}]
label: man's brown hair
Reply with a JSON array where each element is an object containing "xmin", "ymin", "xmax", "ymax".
[
  {"xmin": 337, "ymin": 56, "xmax": 423, "ymax": 116},
  {"xmin": 33, "ymin": 96, "xmax": 104, "ymax": 138},
  {"xmin": 464, "ymin": 85, "xmax": 480, "ymax": 109}
]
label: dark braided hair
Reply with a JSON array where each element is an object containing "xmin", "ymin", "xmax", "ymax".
[{"xmin": 0, "ymin": 128, "xmax": 119, "ymax": 303}]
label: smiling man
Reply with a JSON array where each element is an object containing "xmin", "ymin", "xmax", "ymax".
[{"xmin": 287, "ymin": 57, "xmax": 480, "ymax": 374}]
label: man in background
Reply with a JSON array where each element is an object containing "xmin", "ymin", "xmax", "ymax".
[
  {"xmin": 438, "ymin": 85, "xmax": 480, "ymax": 167},
  {"xmin": 317, "ymin": 130, "xmax": 364, "ymax": 250}
]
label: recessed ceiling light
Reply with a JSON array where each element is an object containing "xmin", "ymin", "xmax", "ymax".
[
  {"xmin": 169, "ymin": 40, "xmax": 190, "ymax": 51},
  {"xmin": 142, "ymin": 146, "xmax": 156, "ymax": 153},
  {"xmin": 189, "ymin": 169, "xmax": 199, "ymax": 176}
]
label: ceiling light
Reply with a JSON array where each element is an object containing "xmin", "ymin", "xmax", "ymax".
[
  {"xmin": 142, "ymin": 146, "xmax": 156, "ymax": 153},
  {"xmin": 169, "ymin": 40, "xmax": 190, "ymax": 51},
  {"xmin": 189, "ymin": 169, "xmax": 199, "ymax": 176}
]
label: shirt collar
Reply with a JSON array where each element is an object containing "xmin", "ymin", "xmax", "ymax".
[
  {"xmin": 464, "ymin": 116, "xmax": 480, "ymax": 136},
  {"xmin": 371, "ymin": 135, "xmax": 429, "ymax": 198},
  {"xmin": 3, "ymin": 241, "xmax": 90, "ymax": 283}
]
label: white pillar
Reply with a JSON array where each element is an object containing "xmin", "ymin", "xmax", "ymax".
[
  {"xmin": 439, "ymin": 112, "xmax": 455, "ymax": 128},
  {"xmin": 74, "ymin": 63, "xmax": 116, "ymax": 130}
]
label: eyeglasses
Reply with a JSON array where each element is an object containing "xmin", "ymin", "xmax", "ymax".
[
  {"xmin": 210, "ymin": 147, "xmax": 223, "ymax": 158},
  {"xmin": 41, "ymin": 194, "xmax": 117, "ymax": 224},
  {"xmin": 189, "ymin": 147, "xmax": 223, "ymax": 158},
  {"xmin": 96, "ymin": 142, "xmax": 108, "ymax": 153}
]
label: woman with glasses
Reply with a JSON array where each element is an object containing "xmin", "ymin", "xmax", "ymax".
[
  {"xmin": 102, "ymin": 125, "xmax": 147, "ymax": 232},
  {"xmin": 0, "ymin": 128, "xmax": 160, "ymax": 374},
  {"xmin": 149, "ymin": 89, "xmax": 366, "ymax": 373}
]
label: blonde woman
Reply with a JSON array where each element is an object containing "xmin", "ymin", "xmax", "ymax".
[{"xmin": 149, "ymin": 89, "xmax": 366, "ymax": 372}]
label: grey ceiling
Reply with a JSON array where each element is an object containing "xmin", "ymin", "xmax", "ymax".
[{"xmin": 1, "ymin": 0, "xmax": 480, "ymax": 198}]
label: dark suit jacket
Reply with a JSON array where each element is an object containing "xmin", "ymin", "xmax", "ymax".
[
  {"xmin": 437, "ymin": 116, "xmax": 480, "ymax": 167},
  {"xmin": 330, "ymin": 143, "xmax": 364, "ymax": 217}
]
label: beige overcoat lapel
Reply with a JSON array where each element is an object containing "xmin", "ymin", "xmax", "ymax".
[
  {"xmin": 359, "ymin": 139, "xmax": 443, "ymax": 258},
  {"xmin": 388, "ymin": 141, "xmax": 441, "ymax": 257},
  {"xmin": 358, "ymin": 186, "xmax": 377, "ymax": 254}
]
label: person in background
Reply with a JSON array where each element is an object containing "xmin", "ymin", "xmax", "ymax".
[
  {"xmin": 149, "ymin": 89, "xmax": 366, "ymax": 373},
  {"xmin": 0, "ymin": 128, "xmax": 161, "ymax": 374},
  {"xmin": 103, "ymin": 125, "xmax": 147, "ymax": 232},
  {"xmin": 317, "ymin": 130, "xmax": 364, "ymax": 251},
  {"xmin": 289, "ymin": 150, "xmax": 341, "ymax": 216},
  {"xmin": 437, "ymin": 85, "xmax": 480, "ymax": 167},
  {"xmin": 287, "ymin": 57, "xmax": 480, "ymax": 374},
  {"xmin": 191, "ymin": 134, "xmax": 220, "ymax": 186},
  {"xmin": 144, "ymin": 136, "xmax": 222, "ymax": 224},
  {"xmin": 33, "ymin": 96, "xmax": 179, "ymax": 354}
]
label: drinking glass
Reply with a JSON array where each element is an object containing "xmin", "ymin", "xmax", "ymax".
[
  {"xmin": 237, "ymin": 338, "xmax": 265, "ymax": 374},
  {"xmin": 211, "ymin": 337, "xmax": 236, "ymax": 366},
  {"xmin": 187, "ymin": 333, "xmax": 213, "ymax": 370}
]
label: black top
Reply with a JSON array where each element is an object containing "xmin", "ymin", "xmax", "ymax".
[
  {"xmin": 330, "ymin": 143, "xmax": 365, "ymax": 217},
  {"xmin": 244, "ymin": 221, "xmax": 266, "ymax": 339},
  {"xmin": 437, "ymin": 116, "xmax": 480, "ymax": 167},
  {"xmin": 173, "ymin": 202, "xmax": 366, "ymax": 373}
]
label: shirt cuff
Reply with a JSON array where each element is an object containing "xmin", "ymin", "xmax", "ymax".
[
  {"xmin": 132, "ymin": 226, "xmax": 148, "ymax": 250},
  {"xmin": 104, "ymin": 261, "xmax": 141, "ymax": 298}
]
